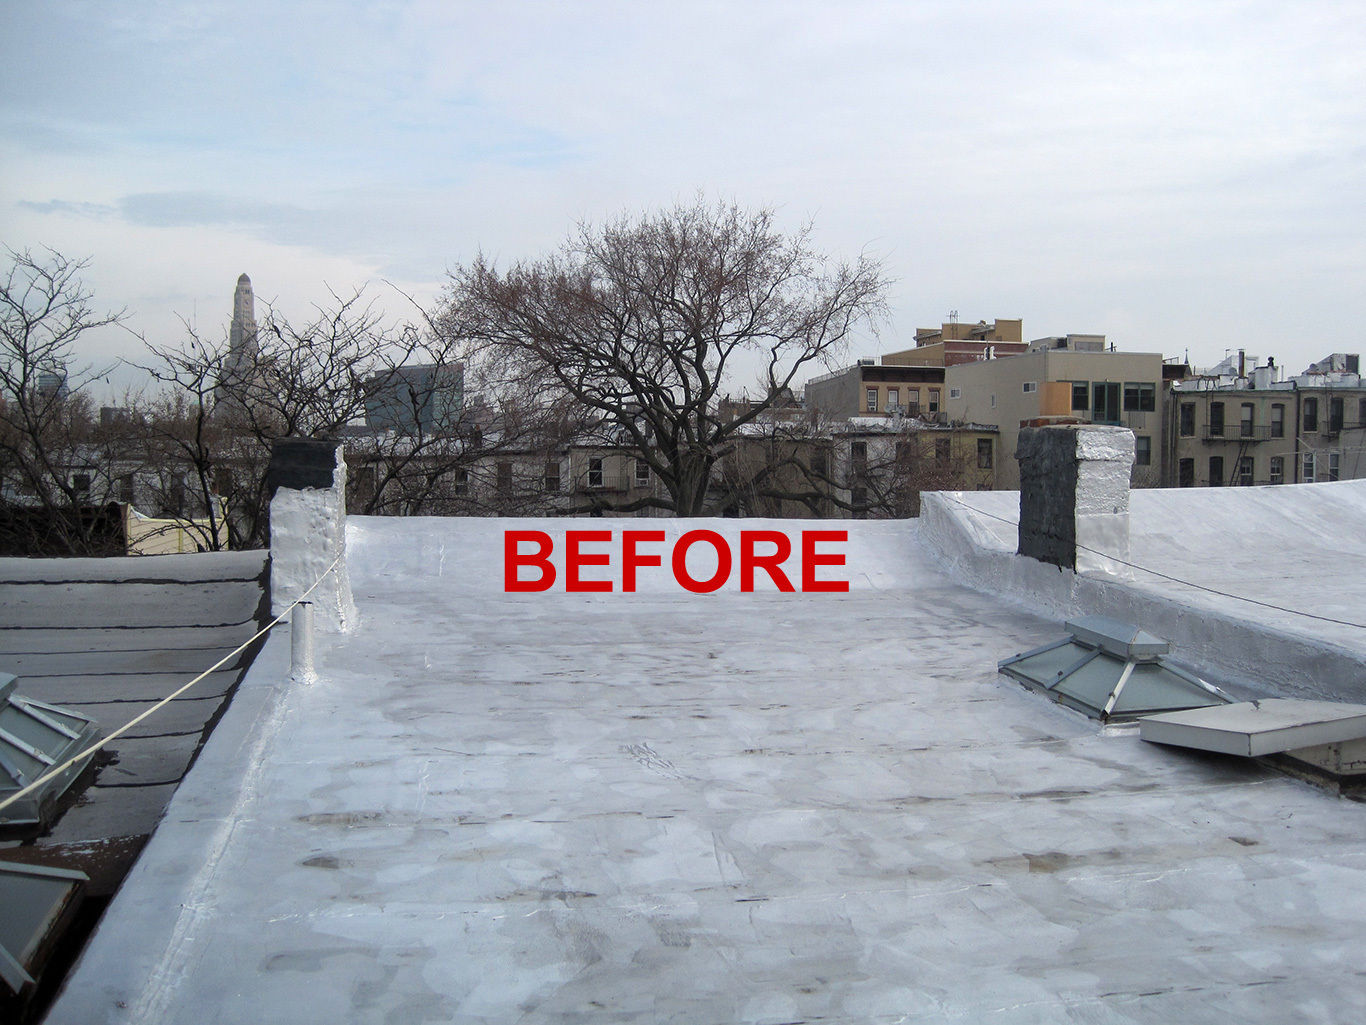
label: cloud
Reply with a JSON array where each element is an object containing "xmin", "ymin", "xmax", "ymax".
[{"xmin": 17, "ymin": 199, "xmax": 118, "ymax": 219}]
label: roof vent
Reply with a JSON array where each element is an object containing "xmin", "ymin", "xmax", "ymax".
[{"xmin": 998, "ymin": 616, "xmax": 1228, "ymax": 722}]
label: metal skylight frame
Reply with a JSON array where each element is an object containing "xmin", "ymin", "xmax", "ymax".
[
  {"xmin": 0, "ymin": 674, "xmax": 101, "ymax": 831},
  {"xmin": 998, "ymin": 616, "xmax": 1231, "ymax": 723}
]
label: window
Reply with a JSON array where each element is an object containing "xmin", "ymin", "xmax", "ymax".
[
  {"xmin": 1072, "ymin": 382, "xmax": 1089, "ymax": 412},
  {"xmin": 117, "ymin": 474, "xmax": 135, "ymax": 503},
  {"xmin": 1022, "ymin": 381, "xmax": 1038, "ymax": 394},
  {"xmin": 1270, "ymin": 403, "xmax": 1284, "ymax": 438},
  {"xmin": 887, "ymin": 387, "xmax": 899, "ymax": 411},
  {"xmin": 895, "ymin": 441, "xmax": 911, "ymax": 464},
  {"xmin": 905, "ymin": 388, "xmax": 920, "ymax": 414},
  {"xmin": 1240, "ymin": 403, "xmax": 1254, "ymax": 437},
  {"xmin": 1329, "ymin": 452, "xmax": 1341, "ymax": 481},
  {"xmin": 935, "ymin": 438, "xmax": 951, "ymax": 464},
  {"xmin": 851, "ymin": 486, "xmax": 868, "ymax": 518},
  {"xmin": 1124, "ymin": 382, "xmax": 1156, "ymax": 412},
  {"xmin": 71, "ymin": 473, "xmax": 91, "ymax": 493},
  {"xmin": 1269, "ymin": 456, "xmax": 1284, "ymax": 484},
  {"xmin": 850, "ymin": 441, "xmax": 867, "ymax": 473},
  {"xmin": 454, "ymin": 468, "xmax": 469, "ymax": 496},
  {"xmin": 1179, "ymin": 403, "xmax": 1195, "ymax": 436},
  {"xmin": 496, "ymin": 461, "xmax": 512, "ymax": 495},
  {"xmin": 1208, "ymin": 401, "xmax": 1224, "ymax": 436},
  {"xmin": 928, "ymin": 388, "xmax": 941, "ymax": 414},
  {"xmin": 1237, "ymin": 456, "xmax": 1254, "ymax": 486},
  {"xmin": 635, "ymin": 458, "xmax": 650, "ymax": 486},
  {"xmin": 1330, "ymin": 397, "xmax": 1344, "ymax": 432},
  {"xmin": 1093, "ymin": 382, "xmax": 1120, "ymax": 424},
  {"xmin": 1302, "ymin": 452, "xmax": 1316, "ymax": 482},
  {"xmin": 1304, "ymin": 397, "xmax": 1318, "ymax": 432},
  {"xmin": 949, "ymin": 387, "xmax": 961, "ymax": 399},
  {"xmin": 990, "ymin": 394, "xmax": 996, "ymax": 408},
  {"xmin": 866, "ymin": 388, "xmax": 877, "ymax": 413},
  {"xmin": 1135, "ymin": 436, "xmax": 1151, "ymax": 466},
  {"xmin": 1209, "ymin": 456, "xmax": 1224, "ymax": 486},
  {"xmin": 544, "ymin": 460, "xmax": 560, "ymax": 492},
  {"xmin": 811, "ymin": 450, "xmax": 828, "ymax": 478},
  {"xmin": 1178, "ymin": 458, "xmax": 1195, "ymax": 487},
  {"xmin": 588, "ymin": 457, "xmax": 604, "ymax": 488},
  {"xmin": 977, "ymin": 438, "xmax": 993, "ymax": 469}
]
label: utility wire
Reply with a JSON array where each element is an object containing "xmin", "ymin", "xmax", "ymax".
[
  {"xmin": 0, "ymin": 553, "xmax": 343, "ymax": 818},
  {"xmin": 939, "ymin": 493, "xmax": 1366, "ymax": 631}
]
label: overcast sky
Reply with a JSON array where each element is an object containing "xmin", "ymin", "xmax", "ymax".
[{"xmin": 2, "ymin": 0, "xmax": 1363, "ymax": 396}]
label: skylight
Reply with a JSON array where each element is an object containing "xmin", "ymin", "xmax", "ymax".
[
  {"xmin": 0, "ymin": 674, "xmax": 101, "ymax": 833},
  {"xmin": 998, "ymin": 615, "xmax": 1230, "ymax": 722}
]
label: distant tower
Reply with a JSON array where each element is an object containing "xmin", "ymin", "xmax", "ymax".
[
  {"xmin": 216, "ymin": 273, "xmax": 262, "ymax": 418},
  {"xmin": 227, "ymin": 273, "xmax": 258, "ymax": 375}
]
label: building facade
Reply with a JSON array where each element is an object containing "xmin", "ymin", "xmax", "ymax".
[
  {"xmin": 1167, "ymin": 354, "xmax": 1366, "ymax": 487},
  {"xmin": 944, "ymin": 337, "xmax": 1165, "ymax": 490}
]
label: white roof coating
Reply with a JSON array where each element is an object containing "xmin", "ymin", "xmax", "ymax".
[{"xmin": 46, "ymin": 513, "xmax": 1366, "ymax": 1024}]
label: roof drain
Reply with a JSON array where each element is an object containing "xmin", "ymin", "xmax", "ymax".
[{"xmin": 998, "ymin": 615, "xmax": 1230, "ymax": 723}]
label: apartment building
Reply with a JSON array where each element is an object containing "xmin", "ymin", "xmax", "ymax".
[
  {"xmin": 883, "ymin": 317, "xmax": 1029, "ymax": 368},
  {"xmin": 944, "ymin": 335, "xmax": 1166, "ymax": 490},
  {"xmin": 1167, "ymin": 354, "xmax": 1366, "ymax": 486},
  {"xmin": 804, "ymin": 360, "xmax": 946, "ymax": 420}
]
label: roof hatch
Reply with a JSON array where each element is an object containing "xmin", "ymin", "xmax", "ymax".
[{"xmin": 998, "ymin": 615, "xmax": 1230, "ymax": 722}]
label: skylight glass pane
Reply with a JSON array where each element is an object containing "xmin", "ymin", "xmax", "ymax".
[
  {"xmin": 1110, "ymin": 663, "xmax": 1221, "ymax": 715},
  {"xmin": 1052, "ymin": 655, "xmax": 1126, "ymax": 711},
  {"xmin": 1005, "ymin": 642, "xmax": 1093, "ymax": 689}
]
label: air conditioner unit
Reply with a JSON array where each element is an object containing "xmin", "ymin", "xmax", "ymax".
[{"xmin": 858, "ymin": 358, "xmax": 876, "ymax": 367}]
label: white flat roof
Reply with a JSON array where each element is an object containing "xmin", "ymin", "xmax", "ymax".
[{"xmin": 45, "ymin": 517, "xmax": 1366, "ymax": 1024}]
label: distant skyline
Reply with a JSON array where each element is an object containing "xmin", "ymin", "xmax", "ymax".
[{"xmin": 2, "ymin": 1, "xmax": 1363, "ymax": 398}]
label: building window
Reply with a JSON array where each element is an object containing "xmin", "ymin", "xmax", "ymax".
[
  {"xmin": 949, "ymin": 387, "xmax": 961, "ymax": 399},
  {"xmin": 588, "ymin": 457, "xmax": 604, "ymax": 488},
  {"xmin": 71, "ymin": 473, "xmax": 91, "ymax": 493},
  {"xmin": 866, "ymin": 388, "xmax": 877, "ymax": 413},
  {"xmin": 1329, "ymin": 452, "xmax": 1341, "ymax": 481},
  {"xmin": 635, "ymin": 458, "xmax": 650, "ymax": 486},
  {"xmin": 1093, "ymin": 382, "xmax": 1120, "ymax": 424},
  {"xmin": 811, "ymin": 450, "xmax": 828, "ymax": 478},
  {"xmin": 1271, "ymin": 403, "xmax": 1284, "ymax": 438},
  {"xmin": 1240, "ymin": 403, "xmax": 1254, "ymax": 437},
  {"xmin": 1209, "ymin": 455, "xmax": 1224, "ymax": 486},
  {"xmin": 1302, "ymin": 452, "xmax": 1316, "ymax": 482},
  {"xmin": 1072, "ymin": 382, "xmax": 1089, "ymax": 412},
  {"xmin": 928, "ymin": 388, "xmax": 941, "ymax": 414},
  {"xmin": 1124, "ymin": 382, "xmax": 1156, "ymax": 412},
  {"xmin": 1135, "ymin": 436, "xmax": 1151, "ymax": 466},
  {"xmin": 1178, "ymin": 458, "xmax": 1195, "ymax": 487},
  {"xmin": 544, "ymin": 460, "xmax": 560, "ymax": 492},
  {"xmin": 1208, "ymin": 401, "xmax": 1224, "ymax": 436},
  {"xmin": 1330, "ymin": 397, "xmax": 1344, "ymax": 433},
  {"xmin": 454, "ymin": 468, "xmax": 469, "ymax": 496},
  {"xmin": 1179, "ymin": 403, "xmax": 1195, "ymax": 436},
  {"xmin": 850, "ymin": 441, "xmax": 867, "ymax": 473},
  {"xmin": 895, "ymin": 441, "xmax": 911, "ymax": 465},
  {"xmin": 1022, "ymin": 381, "xmax": 1038, "ymax": 394},
  {"xmin": 496, "ymin": 461, "xmax": 512, "ymax": 495},
  {"xmin": 1303, "ymin": 397, "xmax": 1318, "ymax": 432},
  {"xmin": 990, "ymin": 394, "xmax": 996, "ymax": 409},
  {"xmin": 1269, "ymin": 456, "xmax": 1284, "ymax": 484},
  {"xmin": 906, "ymin": 388, "xmax": 920, "ymax": 414},
  {"xmin": 1238, "ymin": 456, "xmax": 1254, "ymax": 486},
  {"xmin": 977, "ymin": 438, "xmax": 993, "ymax": 469},
  {"xmin": 935, "ymin": 438, "xmax": 951, "ymax": 464},
  {"xmin": 117, "ymin": 474, "xmax": 135, "ymax": 503},
  {"xmin": 851, "ymin": 486, "xmax": 868, "ymax": 518},
  {"xmin": 887, "ymin": 387, "xmax": 899, "ymax": 411}
]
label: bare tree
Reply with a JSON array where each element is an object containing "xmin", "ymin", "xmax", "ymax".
[
  {"xmin": 0, "ymin": 247, "xmax": 125, "ymax": 553},
  {"xmin": 441, "ymin": 198, "xmax": 887, "ymax": 515}
]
